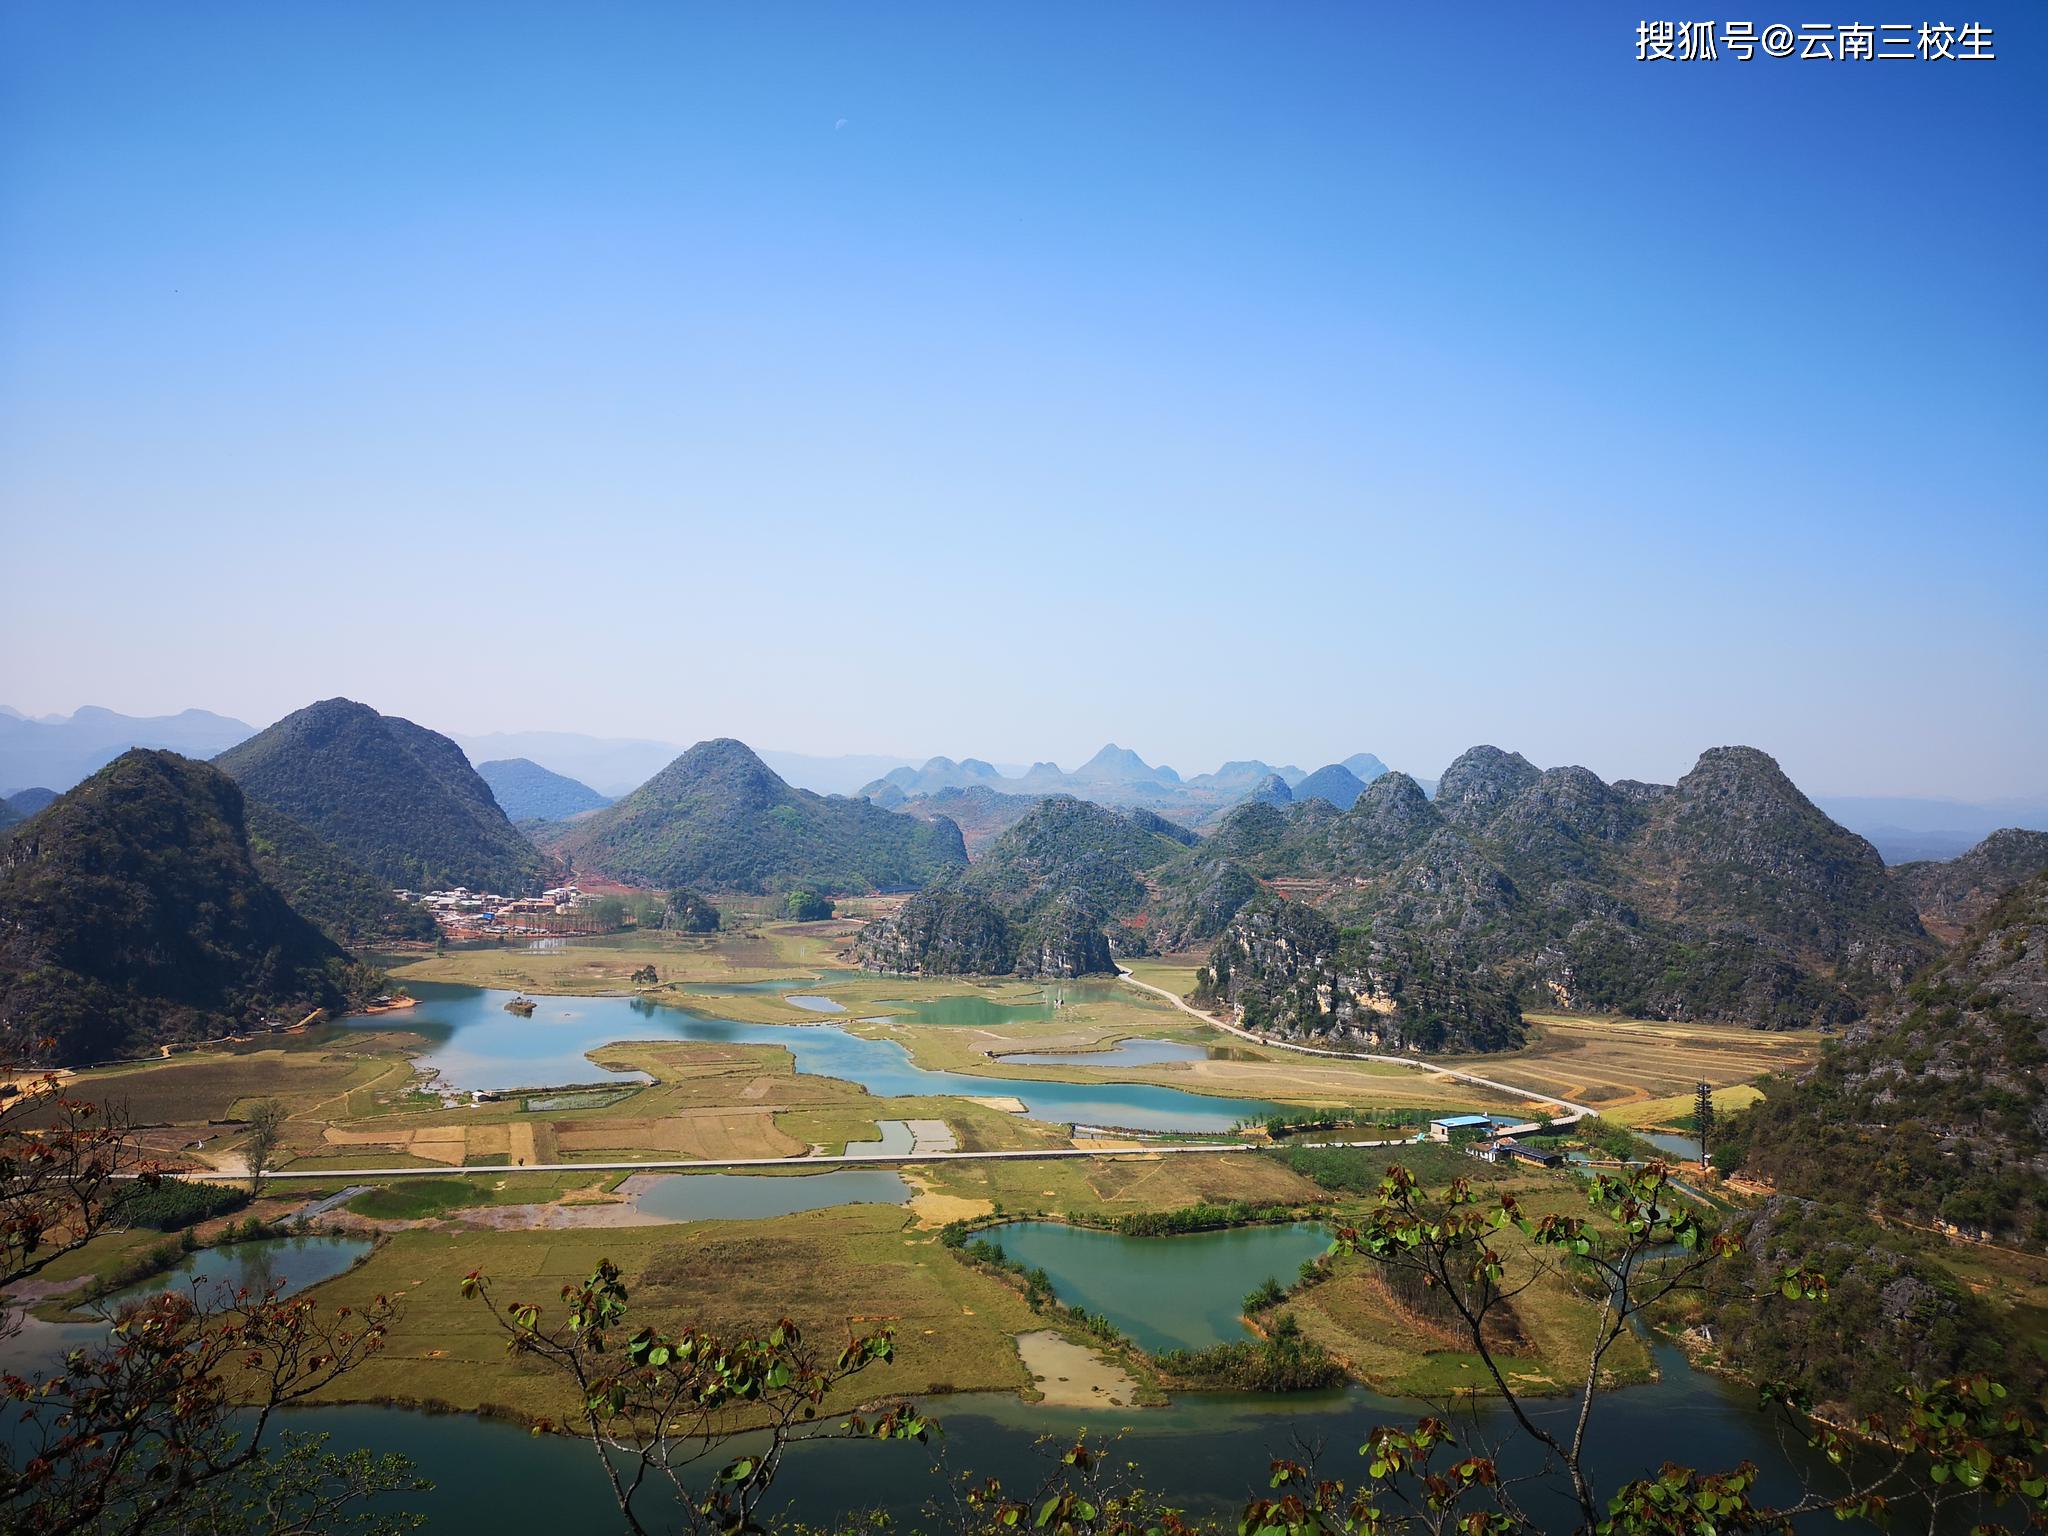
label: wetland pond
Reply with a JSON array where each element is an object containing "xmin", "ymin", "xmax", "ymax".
[
  {"xmin": 997, "ymin": 1037, "xmax": 1210, "ymax": 1068},
  {"xmin": 978, "ymin": 1220, "xmax": 1333, "ymax": 1354},
  {"xmin": 1, "ymin": 1222, "xmax": 1964, "ymax": 1530},
  {"xmin": 1, "ymin": 1234, "xmax": 372, "ymax": 1377},
  {"xmin": 340, "ymin": 982, "xmax": 1280, "ymax": 1133}
]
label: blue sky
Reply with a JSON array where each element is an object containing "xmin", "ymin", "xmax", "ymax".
[{"xmin": 2, "ymin": 2, "xmax": 2041, "ymax": 797}]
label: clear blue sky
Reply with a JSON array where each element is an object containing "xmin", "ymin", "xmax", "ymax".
[{"xmin": 2, "ymin": 2, "xmax": 2041, "ymax": 798}]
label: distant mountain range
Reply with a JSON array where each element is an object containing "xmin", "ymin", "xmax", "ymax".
[
  {"xmin": 1810, "ymin": 795, "xmax": 2048, "ymax": 863},
  {"xmin": 8, "ymin": 706, "xmax": 2043, "ymax": 864},
  {"xmin": 862, "ymin": 745, "xmax": 1392, "ymax": 828},
  {"xmin": 6, "ymin": 713, "xmax": 2042, "ymax": 1067},
  {"xmin": 854, "ymin": 743, "xmax": 2048, "ymax": 1051},
  {"xmin": 448, "ymin": 730, "xmax": 918, "ymax": 799},
  {"xmin": 0, "ymin": 706, "xmax": 255, "ymax": 795}
]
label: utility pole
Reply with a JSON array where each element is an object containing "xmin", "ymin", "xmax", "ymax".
[{"xmin": 1695, "ymin": 1080, "xmax": 1715, "ymax": 1167}]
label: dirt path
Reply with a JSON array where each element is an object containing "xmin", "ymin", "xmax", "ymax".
[{"xmin": 1116, "ymin": 969, "xmax": 1596, "ymax": 1122}]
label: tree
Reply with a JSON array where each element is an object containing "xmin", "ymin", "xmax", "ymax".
[
  {"xmin": 242, "ymin": 1098, "xmax": 287, "ymax": 1198},
  {"xmin": 1, "ymin": 1286, "xmax": 417, "ymax": 1536},
  {"xmin": 1231, "ymin": 1162, "xmax": 2046, "ymax": 1536},
  {"xmin": 0, "ymin": 1076, "xmax": 418, "ymax": 1535},
  {"xmin": 0, "ymin": 1075, "xmax": 152, "ymax": 1303},
  {"xmin": 783, "ymin": 889, "xmax": 834, "ymax": 922},
  {"xmin": 459, "ymin": 1259, "xmax": 924, "ymax": 1535},
  {"xmin": 1695, "ymin": 1080, "xmax": 1716, "ymax": 1167}
]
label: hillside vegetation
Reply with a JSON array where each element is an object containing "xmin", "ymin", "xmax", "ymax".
[
  {"xmin": 216, "ymin": 698, "xmax": 551, "ymax": 893},
  {"xmin": 1723, "ymin": 868, "xmax": 2048, "ymax": 1245},
  {"xmin": 551, "ymin": 738, "xmax": 966, "ymax": 895},
  {"xmin": 1160, "ymin": 746, "xmax": 1940, "ymax": 1049},
  {"xmin": 240, "ymin": 799, "xmax": 439, "ymax": 947},
  {"xmin": 853, "ymin": 796, "xmax": 1190, "ymax": 978},
  {"xmin": 0, "ymin": 751, "xmax": 367, "ymax": 1063}
]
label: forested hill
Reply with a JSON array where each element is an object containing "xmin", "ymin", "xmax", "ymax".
[
  {"xmin": 550, "ymin": 738, "xmax": 967, "ymax": 895},
  {"xmin": 240, "ymin": 799, "xmax": 439, "ymax": 947},
  {"xmin": 0, "ymin": 751, "xmax": 363, "ymax": 1064},
  {"xmin": 853, "ymin": 796, "xmax": 1190, "ymax": 979},
  {"xmin": 475, "ymin": 757, "xmax": 611, "ymax": 823},
  {"xmin": 1723, "ymin": 868, "xmax": 2048, "ymax": 1246},
  {"xmin": 215, "ymin": 698, "xmax": 551, "ymax": 893}
]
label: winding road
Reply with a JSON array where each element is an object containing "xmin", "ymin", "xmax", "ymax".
[{"xmin": 1115, "ymin": 968, "xmax": 1596, "ymax": 1122}]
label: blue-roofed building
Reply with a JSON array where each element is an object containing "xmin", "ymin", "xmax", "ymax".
[{"xmin": 1427, "ymin": 1113, "xmax": 1511, "ymax": 1143}]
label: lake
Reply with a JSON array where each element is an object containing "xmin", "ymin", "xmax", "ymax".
[
  {"xmin": 338, "ymin": 982, "xmax": 1282, "ymax": 1133},
  {"xmin": 978, "ymin": 1220, "xmax": 1333, "ymax": 1354}
]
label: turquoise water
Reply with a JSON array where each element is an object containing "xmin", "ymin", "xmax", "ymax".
[
  {"xmin": 631, "ymin": 1169, "xmax": 909, "ymax": 1221},
  {"xmin": 979, "ymin": 1221, "xmax": 1333, "ymax": 1354},
  {"xmin": 339, "ymin": 983, "xmax": 1279, "ymax": 1133},
  {"xmin": 785, "ymin": 994, "xmax": 846, "ymax": 1013},
  {"xmin": 875, "ymin": 983, "xmax": 1126, "ymax": 1027},
  {"xmin": 0, "ymin": 1234, "xmax": 372, "ymax": 1377},
  {"xmin": 998, "ymin": 1037, "xmax": 1208, "ymax": 1068}
]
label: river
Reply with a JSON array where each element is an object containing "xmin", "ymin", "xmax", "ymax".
[{"xmin": 335, "ymin": 981, "xmax": 1289, "ymax": 1133}]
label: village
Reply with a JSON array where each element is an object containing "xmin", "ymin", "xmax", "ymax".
[{"xmin": 394, "ymin": 883, "xmax": 597, "ymax": 937}]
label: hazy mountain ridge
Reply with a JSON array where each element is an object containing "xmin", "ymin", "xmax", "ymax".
[
  {"xmin": 216, "ymin": 698, "xmax": 552, "ymax": 894},
  {"xmin": 549, "ymin": 738, "xmax": 967, "ymax": 896},
  {"xmin": 0, "ymin": 706, "xmax": 255, "ymax": 795},
  {"xmin": 885, "ymin": 785, "xmax": 1043, "ymax": 856},
  {"xmin": 860, "ymin": 744, "xmax": 1389, "ymax": 827},
  {"xmin": 0, "ymin": 751, "xmax": 364, "ymax": 1063},
  {"xmin": 476, "ymin": 758, "xmax": 612, "ymax": 823}
]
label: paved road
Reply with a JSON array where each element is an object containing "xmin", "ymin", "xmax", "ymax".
[
  {"xmin": 1116, "ymin": 969, "xmax": 1596, "ymax": 1121},
  {"xmin": 185, "ymin": 1137, "xmax": 1429, "ymax": 1182}
]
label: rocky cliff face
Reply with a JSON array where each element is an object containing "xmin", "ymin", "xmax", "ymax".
[
  {"xmin": 1632, "ymin": 747, "xmax": 1932, "ymax": 995},
  {"xmin": 1141, "ymin": 744, "xmax": 1941, "ymax": 1037},
  {"xmin": 1892, "ymin": 828, "xmax": 2048, "ymax": 942},
  {"xmin": 852, "ymin": 889, "xmax": 1014, "ymax": 975},
  {"xmin": 1194, "ymin": 897, "xmax": 1524, "ymax": 1054},
  {"xmin": 1433, "ymin": 746, "xmax": 1541, "ymax": 825},
  {"xmin": 849, "ymin": 797, "xmax": 1185, "ymax": 980}
]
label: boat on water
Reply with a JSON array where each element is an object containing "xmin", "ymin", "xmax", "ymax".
[{"xmin": 503, "ymin": 995, "xmax": 536, "ymax": 1016}]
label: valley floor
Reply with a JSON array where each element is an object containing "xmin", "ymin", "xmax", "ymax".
[{"xmin": 18, "ymin": 917, "xmax": 1948, "ymax": 1431}]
